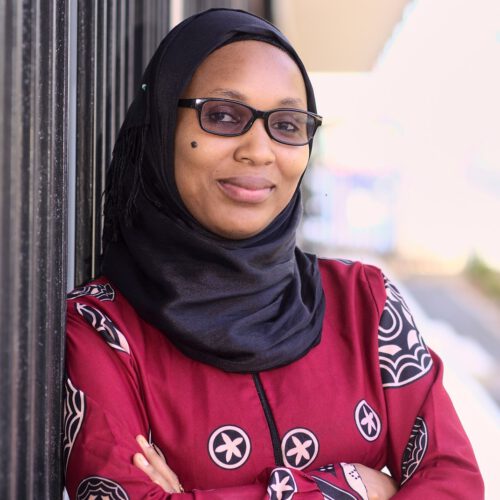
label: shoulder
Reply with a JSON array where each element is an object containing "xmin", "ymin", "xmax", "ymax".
[
  {"xmin": 317, "ymin": 257, "xmax": 387, "ymax": 315},
  {"xmin": 317, "ymin": 259, "xmax": 433, "ymax": 387},
  {"xmin": 66, "ymin": 277, "xmax": 140, "ymax": 356},
  {"xmin": 66, "ymin": 276, "xmax": 175, "ymax": 369},
  {"xmin": 66, "ymin": 276, "xmax": 137, "ymax": 320}
]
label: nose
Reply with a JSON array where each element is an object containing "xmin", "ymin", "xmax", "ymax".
[{"xmin": 234, "ymin": 118, "xmax": 276, "ymax": 166}]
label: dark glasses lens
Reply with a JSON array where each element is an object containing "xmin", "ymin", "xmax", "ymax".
[
  {"xmin": 200, "ymin": 100, "xmax": 253, "ymax": 136},
  {"xmin": 267, "ymin": 110, "xmax": 315, "ymax": 145},
  {"xmin": 179, "ymin": 98, "xmax": 322, "ymax": 146}
]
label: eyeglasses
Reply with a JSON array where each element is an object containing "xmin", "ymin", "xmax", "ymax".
[{"xmin": 178, "ymin": 98, "xmax": 322, "ymax": 146}]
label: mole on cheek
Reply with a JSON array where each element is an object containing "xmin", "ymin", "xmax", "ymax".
[{"xmin": 190, "ymin": 141, "xmax": 198, "ymax": 149}]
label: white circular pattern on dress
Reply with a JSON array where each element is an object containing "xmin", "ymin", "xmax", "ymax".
[
  {"xmin": 354, "ymin": 400, "xmax": 382, "ymax": 442},
  {"xmin": 208, "ymin": 425, "xmax": 251, "ymax": 469},
  {"xmin": 267, "ymin": 467, "xmax": 298, "ymax": 500},
  {"xmin": 281, "ymin": 428, "xmax": 319, "ymax": 470}
]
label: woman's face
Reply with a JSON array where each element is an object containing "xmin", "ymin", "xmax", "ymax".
[{"xmin": 174, "ymin": 40, "xmax": 310, "ymax": 239}]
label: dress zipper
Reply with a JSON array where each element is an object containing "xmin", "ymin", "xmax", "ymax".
[{"xmin": 252, "ymin": 373, "xmax": 284, "ymax": 466}]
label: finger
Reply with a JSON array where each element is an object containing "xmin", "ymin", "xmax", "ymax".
[
  {"xmin": 136, "ymin": 435, "xmax": 183, "ymax": 493},
  {"xmin": 133, "ymin": 452, "xmax": 176, "ymax": 493}
]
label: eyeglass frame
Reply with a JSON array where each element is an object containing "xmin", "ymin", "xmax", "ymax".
[{"xmin": 177, "ymin": 97, "xmax": 323, "ymax": 146}]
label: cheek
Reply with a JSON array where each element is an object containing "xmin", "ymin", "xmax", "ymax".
[
  {"xmin": 282, "ymin": 149, "xmax": 309, "ymax": 187},
  {"xmin": 173, "ymin": 137, "xmax": 227, "ymax": 201},
  {"xmin": 173, "ymin": 141, "xmax": 200, "ymax": 205}
]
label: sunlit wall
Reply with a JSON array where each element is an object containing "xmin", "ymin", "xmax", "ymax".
[{"xmin": 292, "ymin": 0, "xmax": 500, "ymax": 272}]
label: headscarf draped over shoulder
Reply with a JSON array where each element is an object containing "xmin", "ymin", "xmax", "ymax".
[{"xmin": 101, "ymin": 8, "xmax": 325, "ymax": 373}]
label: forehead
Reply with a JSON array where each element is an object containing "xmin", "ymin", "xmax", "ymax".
[{"xmin": 182, "ymin": 41, "xmax": 308, "ymax": 108}]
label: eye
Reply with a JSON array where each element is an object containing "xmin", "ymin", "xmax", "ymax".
[
  {"xmin": 272, "ymin": 121, "xmax": 300, "ymax": 134},
  {"xmin": 269, "ymin": 111, "xmax": 309, "ymax": 137},
  {"xmin": 207, "ymin": 111, "xmax": 239, "ymax": 123},
  {"xmin": 203, "ymin": 104, "xmax": 242, "ymax": 125}
]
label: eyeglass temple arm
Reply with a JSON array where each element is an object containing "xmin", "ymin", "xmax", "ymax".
[{"xmin": 178, "ymin": 99, "xmax": 198, "ymax": 109}]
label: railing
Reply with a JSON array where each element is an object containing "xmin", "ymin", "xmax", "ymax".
[{"xmin": 0, "ymin": 1, "xmax": 269, "ymax": 497}]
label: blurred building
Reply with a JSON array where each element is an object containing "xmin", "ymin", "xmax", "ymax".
[
  {"xmin": 272, "ymin": 0, "xmax": 411, "ymax": 72},
  {"xmin": 273, "ymin": 0, "xmax": 413, "ymax": 258},
  {"xmin": 277, "ymin": 0, "xmax": 500, "ymax": 273}
]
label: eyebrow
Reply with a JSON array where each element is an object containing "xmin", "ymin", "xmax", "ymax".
[{"xmin": 208, "ymin": 88, "xmax": 305, "ymax": 108}]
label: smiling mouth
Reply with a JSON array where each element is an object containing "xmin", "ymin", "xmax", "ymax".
[{"xmin": 217, "ymin": 176, "xmax": 275, "ymax": 204}]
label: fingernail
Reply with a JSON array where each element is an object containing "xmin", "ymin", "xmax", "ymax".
[
  {"xmin": 137, "ymin": 435, "xmax": 151, "ymax": 448},
  {"xmin": 139, "ymin": 454, "xmax": 149, "ymax": 467}
]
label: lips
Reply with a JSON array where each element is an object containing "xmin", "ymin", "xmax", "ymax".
[{"xmin": 217, "ymin": 176, "xmax": 275, "ymax": 203}]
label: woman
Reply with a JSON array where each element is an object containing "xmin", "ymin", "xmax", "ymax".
[{"xmin": 65, "ymin": 8, "xmax": 483, "ymax": 499}]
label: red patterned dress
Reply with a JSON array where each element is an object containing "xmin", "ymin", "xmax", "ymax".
[{"xmin": 64, "ymin": 259, "xmax": 483, "ymax": 499}]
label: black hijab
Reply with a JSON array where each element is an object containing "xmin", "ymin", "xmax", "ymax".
[{"xmin": 101, "ymin": 8, "xmax": 325, "ymax": 373}]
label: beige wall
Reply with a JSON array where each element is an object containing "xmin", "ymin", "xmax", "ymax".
[{"xmin": 272, "ymin": 0, "xmax": 411, "ymax": 72}]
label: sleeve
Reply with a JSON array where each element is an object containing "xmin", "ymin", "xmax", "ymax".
[
  {"xmin": 64, "ymin": 301, "xmax": 367, "ymax": 500},
  {"xmin": 366, "ymin": 270, "xmax": 484, "ymax": 499}
]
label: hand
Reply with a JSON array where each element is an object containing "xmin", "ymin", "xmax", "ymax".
[
  {"xmin": 353, "ymin": 464, "xmax": 398, "ymax": 500},
  {"xmin": 133, "ymin": 434, "xmax": 184, "ymax": 494}
]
